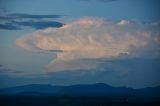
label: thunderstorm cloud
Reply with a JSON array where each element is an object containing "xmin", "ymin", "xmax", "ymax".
[{"xmin": 16, "ymin": 17, "xmax": 160, "ymax": 72}]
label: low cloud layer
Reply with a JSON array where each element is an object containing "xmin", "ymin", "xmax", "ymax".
[{"xmin": 16, "ymin": 17, "xmax": 160, "ymax": 72}]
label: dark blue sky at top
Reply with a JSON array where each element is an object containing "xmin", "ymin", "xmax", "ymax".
[
  {"xmin": 0, "ymin": 0, "xmax": 160, "ymax": 21},
  {"xmin": 0, "ymin": 0, "xmax": 160, "ymax": 88}
]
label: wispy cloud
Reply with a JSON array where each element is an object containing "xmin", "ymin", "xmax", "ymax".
[
  {"xmin": 0, "ymin": 23, "xmax": 20, "ymax": 30},
  {"xmin": 0, "ymin": 13, "xmax": 64, "ymax": 21},
  {"xmin": 8, "ymin": 13, "xmax": 64, "ymax": 19},
  {"xmin": 0, "ymin": 68, "xmax": 23, "ymax": 75},
  {"xmin": 16, "ymin": 17, "xmax": 160, "ymax": 72},
  {"xmin": 0, "ymin": 64, "xmax": 3, "ymax": 67},
  {"xmin": 0, "ymin": 64, "xmax": 24, "ymax": 76}
]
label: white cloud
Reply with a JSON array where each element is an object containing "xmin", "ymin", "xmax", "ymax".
[
  {"xmin": 16, "ymin": 17, "xmax": 160, "ymax": 72},
  {"xmin": 117, "ymin": 20, "xmax": 129, "ymax": 25}
]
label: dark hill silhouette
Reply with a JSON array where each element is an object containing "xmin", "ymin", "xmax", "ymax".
[
  {"xmin": 59, "ymin": 83, "xmax": 133, "ymax": 96},
  {"xmin": 0, "ymin": 84, "xmax": 64, "ymax": 95},
  {"xmin": 0, "ymin": 83, "xmax": 160, "ymax": 106}
]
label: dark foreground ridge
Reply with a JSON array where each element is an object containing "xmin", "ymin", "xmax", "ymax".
[{"xmin": 0, "ymin": 83, "xmax": 160, "ymax": 106}]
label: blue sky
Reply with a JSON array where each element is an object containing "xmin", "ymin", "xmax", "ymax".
[{"xmin": 0, "ymin": 0, "xmax": 160, "ymax": 88}]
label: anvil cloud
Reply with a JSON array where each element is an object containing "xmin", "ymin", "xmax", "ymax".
[{"xmin": 16, "ymin": 18, "xmax": 160, "ymax": 72}]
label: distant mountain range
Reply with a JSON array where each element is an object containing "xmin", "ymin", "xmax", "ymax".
[
  {"xmin": 0, "ymin": 83, "xmax": 160, "ymax": 99},
  {"xmin": 0, "ymin": 83, "xmax": 160, "ymax": 105}
]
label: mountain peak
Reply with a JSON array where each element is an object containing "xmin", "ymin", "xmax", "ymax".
[
  {"xmin": 94, "ymin": 83, "xmax": 111, "ymax": 87},
  {"xmin": 21, "ymin": 84, "xmax": 53, "ymax": 87}
]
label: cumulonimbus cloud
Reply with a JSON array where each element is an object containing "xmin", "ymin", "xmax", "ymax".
[{"xmin": 16, "ymin": 17, "xmax": 160, "ymax": 72}]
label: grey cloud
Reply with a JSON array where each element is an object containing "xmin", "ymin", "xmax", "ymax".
[
  {"xmin": 13, "ymin": 20, "xmax": 64, "ymax": 29},
  {"xmin": 0, "ymin": 13, "xmax": 65, "ymax": 30},
  {"xmin": 48, "ymin": 50, "xmax": 64, "ymax": 53},
  {"xmin": 0, "ymin": 16, "xmax": 11, "ymax": 20},
  {"xmin": 0, "ymin": 65, "xmax": 22, "ymax": 74},
  {"xmin": 0, "ymin": 7, "xmax": 7, "ymax": 13},
  {"xmin": 0, "ymin": 23, "xmax": 21, "ymax": 30}
]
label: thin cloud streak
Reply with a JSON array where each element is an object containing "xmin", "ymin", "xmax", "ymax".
[{"xmin": 0, "ymin": 23, "xmax": 20, "ymax": 30}]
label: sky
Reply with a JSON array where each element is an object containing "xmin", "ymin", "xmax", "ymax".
[{"xmin": 0, "ymin": 0, "xmax": 160, "ymax": 88}]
